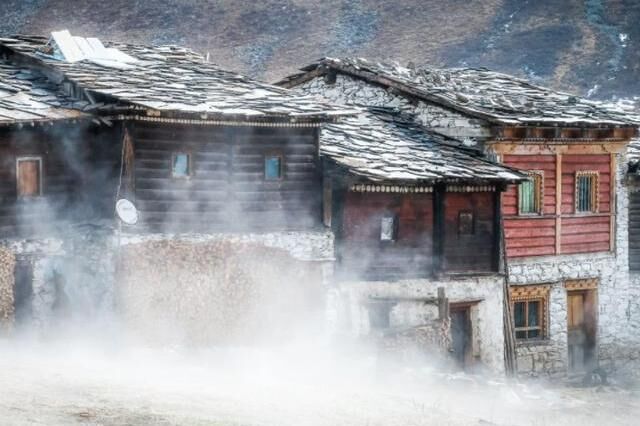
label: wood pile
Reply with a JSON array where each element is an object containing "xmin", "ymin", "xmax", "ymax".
[
  {"xmin": 0, "ymin": 247, "xmax": 15, "ymax": 333},
  {"xmin": 116, "ymin": 239, "xmax": 325, "ymax": 345}
]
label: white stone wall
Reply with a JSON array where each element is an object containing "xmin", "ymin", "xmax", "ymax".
[
  {"xmin": 509, "ymin": 151, "xmax": 639, "ymax": 376},
  {"xmin": 336, "ymin": 275, "xmax": 506, "ymax": 372},
  {"xmin": 298, "ymin": 75, "xmax": 491, "ymax": 142}
]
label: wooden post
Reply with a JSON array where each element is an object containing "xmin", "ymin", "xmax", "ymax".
[
  {"xmin": 493, "ymin": 183, "xmax": 505, "ymax": 272},
  {"xmin": 433, "ymin": 183, "xmax": 446, "ymax": 276},
  {"xmin": 610, "ymin": 153, "xmax": 617, "ymax": 252},
  {"xmin": 501, "ymin": 213, "xmax": 518, "ymax": 376},
  {"xmin": 322, "ymin": 173, "xmax": 333, "ymax": 228},
  {"xmin": 437, "ymin": 286, "xmax": 446, "ymax": 320},
  {"xmin": 555, "ymin": 153, "xmax": 563, "ymax": 254}
]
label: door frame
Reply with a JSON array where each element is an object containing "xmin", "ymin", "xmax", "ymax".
[
  {"xmin": 450, "ymin": 302, "xmax": 476, "ymax": 369},
  {"xmin": 565, "ymin": 280, "xmax": 598, "ymax": 374}
]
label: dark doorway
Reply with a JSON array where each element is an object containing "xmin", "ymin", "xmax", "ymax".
[
  {"xmin": 450, "ymin": 305, "xmax": 472, "ymax": 368},
  {"xmin": 567, "ymin": 289, "xmax": 597, "ymax": 373},
  {"xmin": 13, "ymin": 259, "xmax": 33, "ymax": 326}
]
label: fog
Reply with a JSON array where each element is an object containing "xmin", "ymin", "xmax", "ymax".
[{"xmin": 2, "ymin": 310, "xmax": 640, "ymax": 426}]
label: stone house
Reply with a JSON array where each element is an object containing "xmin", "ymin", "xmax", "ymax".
[
  {"xmin": 278, "ymin": 58, "xmax": 640, "ymax": 377},
  {"xmin": 318, "ymin": 106, "xmax": 524, "ymax": 371},
  {"xmin": 0, "ymin": 32, "xmax": 353, "ymax": 343}
]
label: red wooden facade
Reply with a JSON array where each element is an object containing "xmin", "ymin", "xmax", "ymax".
[
  {"xmin": 495, "ymin": 141, "xmax": 622, "ymax": 258},
  {"xmin": 336, "ymin": 187, "xmax": 498, "ymax": 280}
]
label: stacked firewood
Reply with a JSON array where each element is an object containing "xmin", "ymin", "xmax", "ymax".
[
  {"xmin": 0, "ymin": 247, "xmax": 15, "ymax": 333},
  {"xmin": 116, "ymin": 239, "xmax": 324, "ymax": 346}
]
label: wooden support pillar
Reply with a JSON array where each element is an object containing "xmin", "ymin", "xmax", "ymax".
[
  {"xmin": 610, "ymin": 153, "xmax": 617, "ymax": 252},
  {"xmin": 493, "ymin": 183, "xmax": 505, "ymax": 272},
  {"xmin": 555, "ymin": 153, "xmax": 562, "ymax": 254},
  {"xmin": 433, "ymin": 183, "xmax": 446, "ymax": 276},
  {"xmin": 331, "ymin": 181, "xmax": 347, "ymax": 266}
]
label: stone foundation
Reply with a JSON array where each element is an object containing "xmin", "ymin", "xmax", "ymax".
[{"xmin": 336, "ymin": 275, "xmax": 506, "ymax": 372}]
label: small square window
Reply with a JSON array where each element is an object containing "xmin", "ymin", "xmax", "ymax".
[
  {"xmin": 16, "ymin": 157, "xmax": 42, "ymax": 197},
  {"xmin": 264, "ymin": 155, "xmax": 282, "ymax": 180},
  {"xmin": 518, "ymin": 171, "xmax": 543, "ymax": 215},
  {"xmin": 458, "ymin": 211, "xmax": 474, "ymax": 235},
  {"xmin": 380, "ymin": 214, "xmax": 398, "ymax": 242},
  {"xmin": 575, "ymin": 171, "xmax": 598, "ymax": 213},
  {"xmin": 172, "ymin": 153, "xmax": 191, "ymax": 178}
]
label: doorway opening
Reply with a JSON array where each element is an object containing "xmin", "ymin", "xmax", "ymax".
[
  {"xmin": 13, "ymin": 259, "xmax": 33, "ymax": 327},
  {"xmin": 567, "ymin": 288, "xmax": 597, "ymax": 374},
  {"xmin": 450, "ymin": 304, "xmax": 473, "ymax": 369}
]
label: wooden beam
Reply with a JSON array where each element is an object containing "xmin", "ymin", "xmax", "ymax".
[
  {"xmin": 433, "ymin": 183, "xmax": 446, "ymax": 276},
  {"xmin": 487, "ymin": 141, "xmax": 628, "ymax": 155},
  {"xmin": 322, "ymin": 175, "xmax": 332, "ymax": 227},
  {"xmin": 556, "ymin": 153, "xmax": 562, "ymax": 254},
  {"xmin": 493, "ymin": 189, "xmax": 502, "ymax": 272},
  {"xmin": 610, "ymin": 153, "xmax": 617, "ymax": 252}
]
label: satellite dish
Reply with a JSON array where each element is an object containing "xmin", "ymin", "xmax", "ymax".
[{"xmin": 116, "ymin": 199, "xmax": 138, "ymax": 225}]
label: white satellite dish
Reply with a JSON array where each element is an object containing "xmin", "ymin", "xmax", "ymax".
[{"xmin": 116, "ymin": 199, "xmax": 138, "ymax": 225}]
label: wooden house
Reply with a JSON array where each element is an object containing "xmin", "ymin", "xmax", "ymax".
[
  {"xmin": 0, "ymin": 33, "xmax": 353, "ymax": 341},
  {"xmin": 279, "ymin": 58, "xmax": 639, "ymax": 376}
]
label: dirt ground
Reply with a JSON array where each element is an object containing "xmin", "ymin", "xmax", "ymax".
[{"xmin": 1, "ymin": 337, "xmax": 639, "ymax": 426}]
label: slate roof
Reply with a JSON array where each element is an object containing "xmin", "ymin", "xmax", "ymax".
[
  {"xmin": 0, "ymin": 58, "xmax": 87, "ymax": 125},
  {"xmin": 0, "ymin": 35, "xmax": 355, "ymax": 123},
  {"xmin": 322, "ymin": 107, "xmax": 525, "ymax": 183},
  {"xmin": 279, "ymin": 57, "xmax": 638, "ymax": 127}
]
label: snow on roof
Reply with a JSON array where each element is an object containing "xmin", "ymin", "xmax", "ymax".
[
  {"xmin": 0, "ymin": 59, "xmax": 88, "ymax": 125},
  {"xmin": 322, "ymin": 106, "xmax": 526, "ymax": 183},
  {"xmin": 279, "ymin": 57, "xmax": 639, "ymax": 127},
  {"xmin": 0, "ymin": 33, "xmax": 356, "ymax": 123}
]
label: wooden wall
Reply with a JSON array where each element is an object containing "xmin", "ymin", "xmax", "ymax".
[
  {"xmin": 340, "ymin": 191, "xmax": 434, "ymax": 280},
  {"xmin": 629, "ymin": 187, "xmax": 640, "ymax": 272},
  {"xmin": 502, "ymin": 153, "xmax": 612, "ymax": 258},
  {"xmin": 0, "ymin": 125, "xmax": 120, "ymax": 238},
  {"xmin": 130, "ymin": 123, "xmax": 322, "ymax": 232},
  {"xmin": 443, "ymin": 192, "xmax": 496, "ymax": 272},
  {"xmin": 338, "ymin": 189, "xmax": 498, "ymax": 280}
]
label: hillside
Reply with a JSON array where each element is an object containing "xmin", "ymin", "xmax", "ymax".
[{"xmin": 1, "ymin": 0, "xmax": 639, "ymax": 99}]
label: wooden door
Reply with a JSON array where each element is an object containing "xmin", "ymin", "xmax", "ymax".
[
  {"xmin": 450, "ymin": 306, "xmax": 472, "ymax": 369},
  {"xmin": 567, "ymin": 290, "xmax": 597, "ymax": 373}
]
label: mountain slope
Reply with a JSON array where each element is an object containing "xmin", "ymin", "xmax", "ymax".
[{"xmin": 1, "ymin": 0, "xmax": 638, "ymax": 99}]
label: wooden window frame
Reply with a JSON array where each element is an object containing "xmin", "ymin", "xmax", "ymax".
[
  {"xmin": 16, "ymin": 156, "xmax": 43, "ymax": 198},
  {"xmin": 518, "ymin": 170, "xmax": 544, "ymax": 216},
  {"xmin": 264, "ymin": 153, "xmax": 284, "ymax": 181},
  {"xmin": 511, "ymin": 285, "xmax": 550, "ymax": 343},
  {"xmin": 380, "ymin": 213, "xmax": 399, "ymax": 243},
  {"xmin": 575, "ymin": 171, "xmax": 599, "ymax": 214},
  {"xmin": 171, "ymin": 152, "xmax": 192, "ymax": 179}
]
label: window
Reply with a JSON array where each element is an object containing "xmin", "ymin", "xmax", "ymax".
[
  {"xmin": 16, "ymin": 157, "xmax": 42, "ymax": 197},
  {"xmin": 575, "ymin": 171, "xmax": 598, "ymax": 213},
  {"xmin": 511, "ymin": 284, "xmax": 549, "ymax": 341},
  {"xmin": 264, "ymin": 155, "xmax": 282, "ymax": 180},
  {"xmin": 514, "ymin": 300, "xmax": 544, "ymax": 340},
  {"xmin": 458, "ymin": 211, "xmax": 474, "ymax": 235},
  {"xmin": 380, "ymin": 214, "xmax": 398, "ymax": 242},
  {"xmin": 171, "ymin": 153, "xmax": 191, "ymax": 178},
  {"xmin": 518, "ymin": 171, "xmax": 543, "ymax": 215}
]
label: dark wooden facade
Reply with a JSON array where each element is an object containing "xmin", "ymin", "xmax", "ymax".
[
  {"xmin": 628, "ymin": 182, "xmax": 640, "ymax": 272},
  {"xmin": 334, "ymin": 183, "xmax": 500, "ymax": 281},
  {"xmin": 128, "ymin": 122, "xmax": 322, "ymax": 232},
  {"xmin": 0, "ymin": 121, "xmax": 324, "ymax": 238},
  {"xmin": 491, "ymin": 138, "xmax": 625, "ymax": 258},
  {"xmin": 0, "ymin": 124, "xmax": 120, "ymax": 238}
]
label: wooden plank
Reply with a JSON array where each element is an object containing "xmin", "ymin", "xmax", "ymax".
[{"xmin": 556, "ymin": 153, "xmax": 562, "ymax": 254}]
